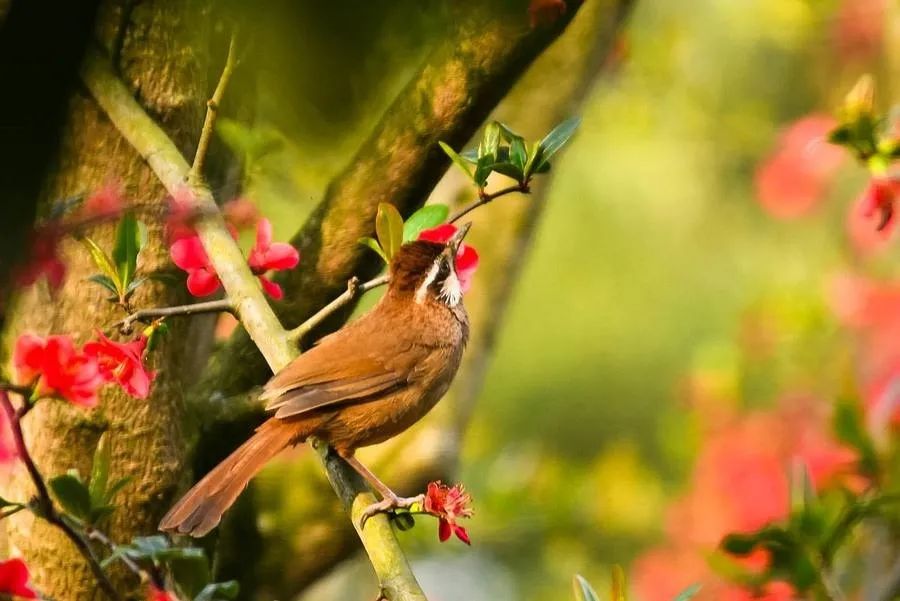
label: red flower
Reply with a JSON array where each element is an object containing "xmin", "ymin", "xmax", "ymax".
[
  {"xmin": 84, "ymin": 332, "xmax": 155, "ymax": 399},
  {"xmin": 417, "ymin": 224, "xmax": 480, "ymax": 292},
  {"xmin": 170, "ymin": 235, "xmax": 221, "ymax": 297},
  {"xmin": 223, "ymin": 197, "xmax": 260, "ymax": 231},
  {"xmin": 165, "ymin": 188, "xmax": 198, "ymax": 243},
  {"xmin": 14, "ymin": 334, "xmax": 103, "ymax": 407},
  {"xmin": 147, "ymin": 584, "xmax": 178, "ymax": 601},
  {"xmin": 0, "ymin": 393, "xmax": 18, "ymax": 467},
  {"xmin": 528, "ymin": 0, "xmax": 566, "ymax": 28},
  {"xmin": 82, "ymin": 183, "xmax": 124, "ymax": 219},
  {"xmin": 858, "ymin": 177, "xmax": 900, "ymax": 234},
  {"xmin": 15, "ymin": 223, "xmax": 67, "ymax": 292},
  {"xmin": 423, "ymin": 481, "xmax": 473, "ymax": 544},
  {"xmin": 247, "ymin": 218, "xmax": 300, "ymax": 300},
  {"xmin": 0, "ymin": 558, "xmax": 38, "ymax": 599},
  {"xmin": 755, "ymin": 115, "xmax": 844, "ymax": 219}
]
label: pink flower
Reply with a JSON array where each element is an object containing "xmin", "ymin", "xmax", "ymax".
[
  {"xmin": 165, "ymin": 188, "xmax": 198, "ymax": 243},
  {"xmin": 858, "ymin": 177, "xmax": 900, "ymax": 234},
  {"xmin": 14, "ymin": 334, "xmax": 104, "ymax": 408},
  {"xmin": 15, "ymin": 224, "xmax": 67, "ymax": 292},
  {"xmin": 84, "ymin": 332, "xmax": 155, "ymax": 399},
  {"xmin": 170, "ymin": 235, "xmax": 221, "ymax": 297},
  {"xmin": 0, "ymin": 393, "xmax": 18, "ymax": 467},
  {"xmin": 147, "ymin": 585, "xmax": 178, "ymax": 601},
  {"xmin": 223, "ymin": 197, "xmax": 260, "ymax": 231},
  {"xmin": 0, "ymin": 558, "xmax": 37, "ymax": 599},
  {"xmin": 755, "ymin": 115, "xmax": 844, "ymax": 219},
  {"xmin": 423, "ymin": 481, "xmax": 473, "ymax": 544},
  {"xmin": 82, "ymin": 183, "xmax": 124, "ymax": 219},
  {"xmin": 417, "ymin": 224, "xmax": 480, "ymax": 292},
  {"xmin": 247, "ymin": 219, "xmax": 300, "ymax": 300}
]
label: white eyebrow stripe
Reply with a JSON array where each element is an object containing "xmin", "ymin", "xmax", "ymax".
[{"xmin": 415, "ymin": 261, "xmax": 441, "ymax": 304}]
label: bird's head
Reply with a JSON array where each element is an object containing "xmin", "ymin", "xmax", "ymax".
[{"xmin": 389, "ymin": 222, "xmax": 474, "ymax": 308}]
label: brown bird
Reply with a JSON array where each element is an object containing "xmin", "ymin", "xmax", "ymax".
[{"xmin": 160, "ymin": 223, "xmax": 472, "ymax": 537}]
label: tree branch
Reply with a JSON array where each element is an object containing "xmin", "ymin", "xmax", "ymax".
[
  {"xmin": 191, "ymin": 34, "xmax": 237, "ymax": 181},
  {"xmin": 110, "ymin": 299, "xmax": 235, "ymax": 334},
  {"xmin": 287, "ymin": 275, "xmax": 388, "ymax": 344},
  {"xmin": 82, "ymin": 49, "xmax": 427, "ymax": 601}
]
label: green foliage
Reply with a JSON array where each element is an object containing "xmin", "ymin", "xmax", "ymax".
[
  {"xmin": 833, "ymin": 396, "xmax": 879, "ymax": 478},
  {"xmin": 49, "ymin": 435, "xmax": 131, "ymax": 525},
  {"xmin": 440, "ymin": 117, "xmax": 580, "ymax": 188},
  {"xmin": 83, "ymin": 211, "xmax": 148, "ymax": 305},
  {"xmin": 49, "ymin": 473, "xmax": 92, "ymax": 520},
  {"xmin": 105, "ymin": 535, "xmax": 238, "ymax": 601},
  {"xmin": 375, "ymin": 202, "xmax": 404, "ymax": 260},
  {"xmin": 402, "ymin": 205, "xmax": 449, "ymax": 242},
  {"xmin": 572, "ymin": 574, "xmax": 601, "ymax": 601}
]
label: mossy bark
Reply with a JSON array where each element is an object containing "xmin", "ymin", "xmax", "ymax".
[{"xmin": 1, "ymin": 2, "xmax": 213, "ymax": 599}]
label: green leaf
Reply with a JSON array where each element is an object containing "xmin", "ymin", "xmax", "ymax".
[
  {"xmin": 146, "ymin": 322, "xmax": 169, "ymax": 354},
  {"xmin": 124, "ymin": 276, "xmax": 148, "ymax": 301},
  {"xmin": 0, "ymin": 496, "xmax": 21, "ymax": 510},
  {"xmin": 390, "ymin": 512, "xmax": 416, "ymax": 531},
  {"xmin": 611, "ymin": 565, "xmax": 627, "ymax": 601},
  {"xmin": 473, "ymin": 156, "xmax": 494, "ymax": 187},
  {"xmin": 375, "ymin": 203, "xmax": 404, "ymax": 260},
  {"xmin": 49, "ymin": 474, "xmax": 92, "ymax": 520},
  {"xmin": 509, "ymin": 137, "xmax": 527, "ymax": 172},
  {"xmin": 524, "ymin": 140, "xmax": 544, "ymax": 179},
  {"xmin": 673, "ymin": 584, "xmax": 702, "ymax": 601},
  {"xmin": 490, "ymin": 161, "xmax": 524, "ymax": 182},
  {"xmin": 89, "ymin": 433, "xmax": 111, "ymax": 509},
  {"xmin": 571, "ymin": 574, "xmax": 600, "ymax": 601},
  {"xmin": 104, "ymin": 477, "xmax": 132, "ymax": 503},
  {"xmin": 87, "ymin": 274, "xmax": 120, "ymax": 298},
  {"xmin": 834, "ymin": 397, "xmax": 879, "ymax": 477},
  {"xmin": 359, "ymin": 237, "xmax": 388, "ymax": 264},
  {"xmin": 113, "ymin": 212, "xmax": 142, "ymax": 290},
  {"xmin": 720, "ymin": 532, "xmax": 761, "ymax": 556},
  {"xmin": 459, "ymin": 148, "xmax": 479, "ymax": 164},
  {"xmin": 439, "ymin": 142, "xmax": 474, "ymax": 180},
  {"xmin": 402, "ymin": 205, "xmax": 449, "ymax": 242},
  {"xmin": 194, "ymin": 581, "xmax": 240, "ymax": 601},
  {"xmin": 82, "ymin": 238, "xmax": 122, "ymax": 294},
  {"xmin": 538, "ymin": 116, "xmax": 582, "ymax": 163},
  {"xmin": 480, "ymin": 122, "xmax": 501, "ymax": 162}
]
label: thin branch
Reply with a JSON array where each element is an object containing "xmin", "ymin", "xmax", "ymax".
[
  {"xmin": 0, "ymin": 392, "xmax": 122, "ymax": 601},
  {"xmin": 82, "ymin": 51, "xmax": 428, "ymax": 601},
  {"xmin": 86, "ymin": 527, "xmax": 166, "ymax": 590},
  {"xmin": 449, "ymin": 182, "xmax": 528, "ymax": 223},
  {"xmin": 191, "ymin": 34, "xmax": 237, "ymax": 181},
  {"xmin": 111, "ymin": 299, "xmax": 234, "ymax": 333},
  {"xmin": 287, "ymin": 275, "xmax": 389, "ymax": 343}
]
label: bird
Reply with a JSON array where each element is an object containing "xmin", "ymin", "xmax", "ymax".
[{"xmin": 160, "ymin": 223, "xmax": 473, "ymax": 537}]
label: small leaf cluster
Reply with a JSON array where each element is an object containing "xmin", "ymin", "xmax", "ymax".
[
  {"xmin": 572, "ymin": 570, "xmax": 699, "ymax": 601},
  {"xmin": 104, "ymin": 536, "xmax": 238, "ymax": 601},
  {"xmin": 83, "ymin": 210, "xmax": 149, "ymax": 308},
  {"xmin": 717, "ymin": 396, "xmax": 897, "ymax": 596},
  {"xmin": 441, "ymin": 117, "xmax": 581, "ymax": 189},
  {"xmin": 47, "ymin": 433, "xmax": 131, "ymax": 525},
  {"xmin": 828, "ymin": 75, "xmax": 900, "ymax": 172},
  {"xmin": 359, "ymin": 202, "xmax": 449, "ymax": 264}
]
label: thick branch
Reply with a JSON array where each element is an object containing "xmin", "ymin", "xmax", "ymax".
[{"xmin": 82, "ymin": 50, "xmax": 427, "ymax": 601}]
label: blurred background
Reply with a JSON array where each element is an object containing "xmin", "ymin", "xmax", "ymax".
[{"xmin": 217, "ymin": 0, "xmax": 893, "ymax": 599}]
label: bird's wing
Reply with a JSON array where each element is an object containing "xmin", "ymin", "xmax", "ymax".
[{"xmin": 260, "ymin": 317, "xmax": 421, "ymax": 419}]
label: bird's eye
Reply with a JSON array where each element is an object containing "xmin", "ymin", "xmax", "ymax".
[{"xmin": 437, "ymin": 259, "xmax": 451, "ymax": 280}]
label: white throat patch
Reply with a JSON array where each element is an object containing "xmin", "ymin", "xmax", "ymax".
[{"xmin": 414, "ymin": 258, "xmax": 462, "ymax": 307}]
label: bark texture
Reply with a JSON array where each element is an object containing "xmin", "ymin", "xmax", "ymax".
[{"xmin": 1, "ymin": 2, "xmax": 214, "ymax": 598}]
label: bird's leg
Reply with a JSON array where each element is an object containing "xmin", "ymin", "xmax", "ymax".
[{"xmin": 342, "ymin": 454, "xmax": 424, "ymax": 527}]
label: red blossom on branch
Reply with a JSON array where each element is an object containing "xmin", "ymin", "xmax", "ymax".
[
  {"xmin": 147, "ymin": 584, "xmax": 179, "ymax": 601},
  {"xmin": 0, "ymin": 558, "xmax": 38, "ymax": 599},
  {"xmin": 223, "ymin": 197, "xmax": 260, "ymax": 231},
  {"xmin": 417, "ymin": 224, "xmax": 480, "ymax": 292},
  {"xmin": 170, "ymin": 235, "xmax": 221, "ymax": 297},
  {"xmin": 423, "ymin": 481, "xmax": 473, "ymax": 544},
  {"xmin": 165, "ymin": 188, "xmax": 198, "ymax": 243},
  {"xmin": 755, "ymin": 115, "xmax": 845, "ymax": 219},
  {"xmin": 247, "ymin": 218, "xmax": 300, "ymax": 300},
  {"xmin": 15, "ymin": 223, "xmax": 67, "ymax": 292},
  {"xmin": 857, "ymin": 177, "xmax": 900, "ymax": 235},
  {"xmin": 84, "ymin": 332, "xmax": 155, "ymax": 399},
  {"xmin": 82, "ymin": 182, "xmax": 125, "ymax": 220},
  {"xmin": 14, "ymin": 334, "xmax": 104, "ymax": 408}
]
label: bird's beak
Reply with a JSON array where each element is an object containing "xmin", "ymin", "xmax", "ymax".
[{"xmin": 447, "ymin": 222, "xmax": 472, "ymax": 255}]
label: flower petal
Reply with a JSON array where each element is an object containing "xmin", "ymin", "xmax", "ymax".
[
  {"xmin": 186, "ymin": 269, "xmax": 221, "ymax": 297},
  {"xmin": 438, "ymin": 519, "xmax": 452, "ymax": 542},
  {"xmin": 453, "ymin": 524, "xmax": 471, "ymax": 545},
  {"xmin": 259, "ymin": 276, "xmax": 284, "ymax": 300},
  {"xmin": 13, "ymin": 334, "xmax": 46, "ymax": 384},
  {"xmin": 261, "ymin": 243, "xmax": 300, "ymax": 271},
  {"xmin": 170, "ymin": 236, "xmax": 209, "ymax": 270},
  {"xmin": 418, "ymin": 224, "xmax": 457, "ymax": 244}
]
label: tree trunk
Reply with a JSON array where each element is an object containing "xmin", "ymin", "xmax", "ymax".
[{"xmin": 2, "ymin": 2, "xmax": 214, "ymax": 598}]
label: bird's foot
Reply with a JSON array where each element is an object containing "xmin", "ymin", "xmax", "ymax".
[{"xmin": 359, "ymin": 493, "xmax": 425, "ymax": 528}]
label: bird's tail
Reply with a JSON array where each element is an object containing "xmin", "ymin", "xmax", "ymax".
[{"xmin": 159, "ymin": 419, "xmax": 303, "ymax": 537}]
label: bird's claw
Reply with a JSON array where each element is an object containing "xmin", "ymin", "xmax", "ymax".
[{"xmin": 359, "ymin": 494, "xmax": 424, "ymax": 529}]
